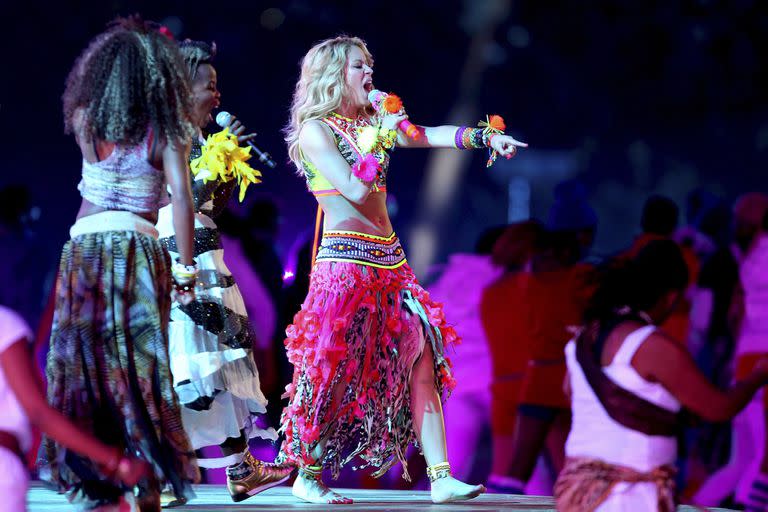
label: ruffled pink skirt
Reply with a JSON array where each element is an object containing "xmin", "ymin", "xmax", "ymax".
[{"xmin": 279, "ymin": 231, "xmax": 457, "ymax": 479}]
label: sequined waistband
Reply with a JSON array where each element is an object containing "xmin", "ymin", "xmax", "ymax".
[{"xmin": 316, "ymin": 230, "xmax": 407, "ymax": 269}]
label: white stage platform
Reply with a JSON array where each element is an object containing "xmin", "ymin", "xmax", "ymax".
[{"xmin": 27, "ymin": 482, "xmax": 733, "ymax": 511}]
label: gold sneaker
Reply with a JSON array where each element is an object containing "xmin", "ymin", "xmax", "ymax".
[
  {"xmin": 227, "ymin": 452, "xmax": 295, "ymax": 502},
  {"xmin": 160, "ymin": 485, "xmax": 187, "ymax": 508}
]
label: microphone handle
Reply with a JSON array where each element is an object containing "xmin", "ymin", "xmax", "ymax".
[
  {"xmin": 398, "ymin": 119, "xmax": 420, "ymax": 140},
  {"xmin": 246, "ymin": 140, "xmax": 277, "ymax": 168}
]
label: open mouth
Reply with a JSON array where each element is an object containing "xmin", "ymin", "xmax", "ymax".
[{"xmin": 363, "ymin": 81, "xmax": 374, "ymax": 93}]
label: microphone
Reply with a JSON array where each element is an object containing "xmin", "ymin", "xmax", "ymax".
[
  {"xmin": 215, "ymin": 111, "xmax": 276, "ymax": 168},
  {"xmin": 367, "ymin": 89, "xmax": 420, "ymax": 140}
]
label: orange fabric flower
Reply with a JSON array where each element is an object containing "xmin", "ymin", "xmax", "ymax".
[
  {"xmin": 489, "ymin": 114, "xmax": 506, "ymax": 132},
  {"xmin": 382, "ymin": 94, "xmax": 403, "ymax": 113}
]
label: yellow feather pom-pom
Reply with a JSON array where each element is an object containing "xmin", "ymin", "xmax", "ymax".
[
  {"xmin": 356, "ymin": 126, "xmax": 380, "ymax": 154},
  {"xmin": 189, "ymin": 128, "xmax": 262, "ymax": 202}
]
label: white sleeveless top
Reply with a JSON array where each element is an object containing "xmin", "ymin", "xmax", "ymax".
[{"xmin": 564, "ymin": 325, "xmax": 681, "ymax": 472}]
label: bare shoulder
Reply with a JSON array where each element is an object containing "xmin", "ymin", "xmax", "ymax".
[
  {"xmin": 300, "ymin": 120, "xmax": 336, "ymax": 150},
  {"xmin": 634, "ymin": 328, "xmax": 689, "ymax": 375},
  {"xmin": 643, "ymin": 329, "xmax": 687, "ymax": 354}
]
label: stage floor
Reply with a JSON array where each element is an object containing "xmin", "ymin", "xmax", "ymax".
[{"xmin": 27, "ymin": 482, "xmax": 731, "ymax": 511}]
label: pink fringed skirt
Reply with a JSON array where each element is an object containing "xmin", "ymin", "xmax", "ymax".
[{"xmin": 279, "ymin": 231, "xmax": 458, "ymax": 479}]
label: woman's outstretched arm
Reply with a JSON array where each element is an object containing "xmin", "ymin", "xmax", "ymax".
[
  {"xmin": 1, "ymin": 338, "xmax": 148, "ymax": 485},
  {"xmin": 636, "ymin": 331, "xmax": 768, "ymax": 422},
  {"xmin": 397, "ymin": 121, "xmax": 527, "ymax": 158}
]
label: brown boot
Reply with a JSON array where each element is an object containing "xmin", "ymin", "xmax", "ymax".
[{"xmin": 227, "ymin": 452, "xmax": 295, "ymax": 502}]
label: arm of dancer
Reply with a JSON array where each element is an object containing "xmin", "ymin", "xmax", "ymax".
[
  {"xmin": 163, "ymin": 141, "xmax": 196, "ymax": 266},
  {"xmin": 634, "ymin": 331, "xmax": 768, "ymax": 422},
  {"xmin": 396, "ymin": 121, "xmax": 527, "ymax": 158},
  {"xmin": 300, "ymin": 120, "xmax": 373, "ymax": 204},
  {"xmin": 0, "ymin": 337, "xmax": 148, "ymax": 485}
]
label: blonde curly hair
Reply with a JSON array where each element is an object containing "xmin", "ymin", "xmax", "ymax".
[
  {"xmin": 63, "ymin": 16, "xmax": 196, "ymax": 146},
  {"xmin": 285, "ymin": 35, "xmax": 373, "ymax": 170}
]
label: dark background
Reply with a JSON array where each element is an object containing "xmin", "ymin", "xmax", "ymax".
[{"xmin": 3, "ymin": 0, "xmax": 768, "ymax": 326}]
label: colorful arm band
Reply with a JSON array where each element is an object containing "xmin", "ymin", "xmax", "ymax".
[
  {"xmin": 456, "ymin": 115, "xmax": 508, "ymax": 167},
  {"xmin": 454, "ymin": 126, "xmax": 487, "ymax": 150}
]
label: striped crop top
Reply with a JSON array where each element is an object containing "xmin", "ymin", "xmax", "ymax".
[
  {"xmin": 301, "ymin": 113, "xmax": 389, "ymax": 196},
  {"xmin": 78, "ymin": 131, "xmax": 166, "ymax": 213}
]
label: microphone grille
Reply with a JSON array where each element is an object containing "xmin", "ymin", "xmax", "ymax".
[
  {"xmin": 367, "ymin": 89, "xmax": 386, "ymax": 107},
  {"xmin": 215, "ymin": 111, "xmax": 231, "ymax": 128}
]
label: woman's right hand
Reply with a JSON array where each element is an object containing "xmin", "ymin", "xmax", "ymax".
[
  {"xmin": 380, "ymin": 113, "xmax": 408, "ymax": 132},
  {"xmin": 172, "ymin": 285, "xmax": 196, "ymax": 305},
  {"xmin": 223, "ymin": 114, "xmax": 258, "ymax": 145},
  {"xmin": 753, "ymin": 356, "xmax": 768, "ymax": 383},
  {"xmin": 115, "ymin": 457, "xmax": 152, "ymax": 487}
]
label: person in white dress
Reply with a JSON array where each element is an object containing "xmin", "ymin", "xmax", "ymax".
[{"xmin": 556, "ymin": 239, "xmax": 768, "ymax": 511}]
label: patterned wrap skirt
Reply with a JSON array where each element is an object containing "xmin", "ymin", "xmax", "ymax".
[
  {"xmin": 279, "ymin": 230, "xmax": 458, "ymax": 480},
  {"xmin": 156, "ymin": 206, "xmax": 275, "ymax": 468},
  {"xmin": 38, "ymin": 211, "xmax": 199, "ymax": 508}
]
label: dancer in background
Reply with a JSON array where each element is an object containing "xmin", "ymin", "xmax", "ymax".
[
  {"xmin": 555, "ymin": 240, "xmax": 768, "ymax": 511},
  {"xmin": 504, "ymin": 186, "xmax": 598, "ymax": 495},
  {"xmin": 428, "ymin": 227, "xmax": 506, "ymax": 482},
  {"xmin": 279, "ymin": 36, "xmax": 526, "ymax": 504},
  {"xmin": 480, "ymin": 220, "xmax": 543, "ymax": 493},
  {"xmin": 623, "ymin": 195, "xmax": 699, "ymax": 345},
  {"xmin": 156, "ymin": 39, "xmax": 293, "ymax": 504},
  {"xmin": 38, "ymin": 17, "xmax": 200, "ymax": 511},
  {"xmin": 1, "ymin": 305, "xmax": 148, "ymax": 512},
  {"xmin": 693, "ymin": 192, "xmax": 768, "ymax": 508}
]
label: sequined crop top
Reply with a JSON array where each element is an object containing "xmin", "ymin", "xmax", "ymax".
[
  {"xmin": 78, "ymin": 132, "xmax": 166, "ymax": 213},
  {"xmin": 301, "ymin": 113, "xmax": 390, "ymax": 196}
]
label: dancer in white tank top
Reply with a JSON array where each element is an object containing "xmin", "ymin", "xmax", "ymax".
[{"xmin": 555, "ymin": 239, "xmax": 768, "ymax": 512}]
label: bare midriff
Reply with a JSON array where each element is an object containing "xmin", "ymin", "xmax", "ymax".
[
  {"xmin": 316, "ymin": 190, "xmax": 392, "ymax": 237},
  {"xmin": 76, "ymin": 199, "xmax": 159, "ymax": 224}
]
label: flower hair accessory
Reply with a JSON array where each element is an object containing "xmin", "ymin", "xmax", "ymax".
[
  {"xmin": 478, "ymin": 114, "xmax": 506, "ymax": 167},
  {"xmin": 351, "ymin": 154, "xmax": 380, "ymax": 183},
  {"xmin": 190, "ymin": 128, "xmax": 262, "ymax": 202}
]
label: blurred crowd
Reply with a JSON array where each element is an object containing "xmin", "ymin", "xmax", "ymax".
[{"xmin": 429, "ymin": 181, "xmax": 768, "ymax": 509}]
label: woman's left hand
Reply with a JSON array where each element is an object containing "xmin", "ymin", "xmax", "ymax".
[
  {"xmin": 223, "ymin": 114, "xmax": 258, "ymax": 145},
  {"xmin": 172, "ymin": 285, "xmax": 196, "ymax": 305},
  {"xmin": 490, "ymin": 134, "xmax": 528, "ymax": 159}
]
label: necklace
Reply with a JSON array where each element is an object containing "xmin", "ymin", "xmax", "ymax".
[{"xmin": 330, "ymin": 111, "xmax": 369, "ymax": 129}]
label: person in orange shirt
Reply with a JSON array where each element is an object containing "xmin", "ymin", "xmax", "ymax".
[
  {"xmin": 480, "ymin": 221, "xmax": 543, "ymax": 493},
  {"xmin": 501, "ymin": 179, "xmax": 598, "ymax": 494},
  {"xmin": 624, "ymin": 195, "xmax": 699, "ymax": 344}
]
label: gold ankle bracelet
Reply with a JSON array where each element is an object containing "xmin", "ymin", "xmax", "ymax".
[
  {"xmin": 299, "ymin": 464, "xmax": 323, "ymax": 482},
  {"xmin": 426, "ymin": 462, "xmax": 452, "ymax": 482}
]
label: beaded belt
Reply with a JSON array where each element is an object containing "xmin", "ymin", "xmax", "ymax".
[{"xmin": 316, "ymin": 230, "xmax": 407, "ymax": 269}]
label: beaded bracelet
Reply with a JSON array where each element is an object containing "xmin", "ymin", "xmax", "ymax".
[
  {"xmin": 454, "ymin": 126, "xmax": 485, "ymax": 150},
  {"xmin": 172, "ymin": 259, "xmax": 198, "ymax": 285},
  {"xmin": 455, "ymin": 115, "xmax": 507, "ymax": 167}
]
